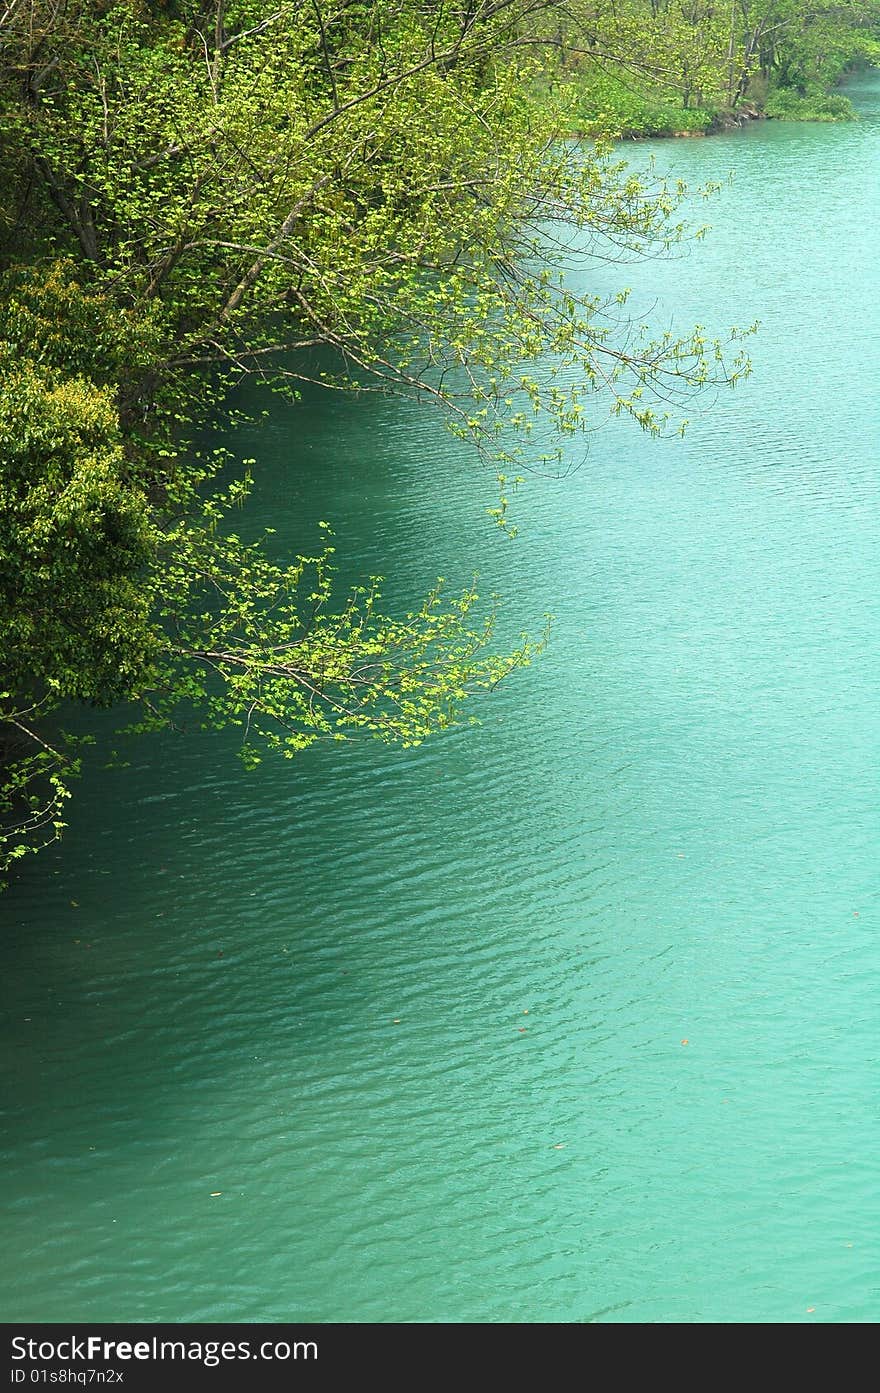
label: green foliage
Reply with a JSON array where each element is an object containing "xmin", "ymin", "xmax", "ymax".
[
  {"xmin": 0, "ymin": 269, "xmax": 158, "ymax": 740},
  {"xmin": 0, "ymin": 270, "xmax": 159, "ymax": 876},
  {"xmin": 764, "ymin": 85, "xmax": 857, "ymax": 119},
  {"xmin": 0, "ymin": 1, "xmax": 749, "ymax": 429},
  {"xmin": 0, "ymin": 360, "xmax": 157, "ymax": 705},
  {"xmin": 7, "ymin": 0, "xmax": 873, "ymax": 879},
  {"xmin": 555, "ymin": 0, "xmax": 880, "ymax": 132},
  {"xmin": 0, "ymin": 741, "xmax": 77, "ymax": 886},
  {"xmin": 0, "ymin": 0, "xmax": 769, "ymax": 877},
  {"xmin": 0, "ymin": 262, "xmax": 163, "ymax": 386},
  {"xmin": 569, "ymin": 66, "xmax": 714, "ymax": 136},
  {"xmin": 141, "ymin": 505, "xmax": 546, "ymax": 763}
]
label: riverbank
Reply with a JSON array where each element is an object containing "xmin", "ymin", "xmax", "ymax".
[{"xmin": 564, "ymin": 59, "xmax": 877, "ymax": 141}]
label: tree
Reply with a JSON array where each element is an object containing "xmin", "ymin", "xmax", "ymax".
[
  {"xmin": 0, "ymin": 0, "xmax": 752, "ymax": 876},
  {"xmin": 554, "ymin": 0, "xmax": 880, "ymax": 120},
  {"xmin": 0, "ymin": 261, "xmax": 540, "ymax": 879}
]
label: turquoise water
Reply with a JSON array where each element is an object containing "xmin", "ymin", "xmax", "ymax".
[{"xmin": 2, "ymin": 73, "xmax": 879, "ymax": 1323}]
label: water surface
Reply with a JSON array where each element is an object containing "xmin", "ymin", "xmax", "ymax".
[{"xmin": 2, "ymin": 72, "xmax": 879, "ymax": 1323}]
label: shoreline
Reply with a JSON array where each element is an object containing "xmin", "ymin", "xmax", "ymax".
[{"xmin": 567, "ymin": 62, "xmax": 876, "ymax": 143}]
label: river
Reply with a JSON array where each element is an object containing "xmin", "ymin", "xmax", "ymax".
[{"xmin": 2, "ymin": 70, "xmax": 879, "ymax": 1324}]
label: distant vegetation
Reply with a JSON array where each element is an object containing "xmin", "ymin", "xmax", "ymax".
[
  {"xmin": 555, "ymin": 0, "xmax": 880, "ymax": 135},
  {"xmin": 569, "ymin": 68, "xmax": 716, "ymax": 136}
]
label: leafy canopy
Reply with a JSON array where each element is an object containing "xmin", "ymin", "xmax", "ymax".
[{"xmin": 0, "ymin": 0, "xmax": 759, "ymax": 876}]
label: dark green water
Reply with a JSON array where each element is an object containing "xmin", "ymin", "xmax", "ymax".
[{"xmin": 3, "ymin": 73, "xmax": 879, "ymax": 1324}]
